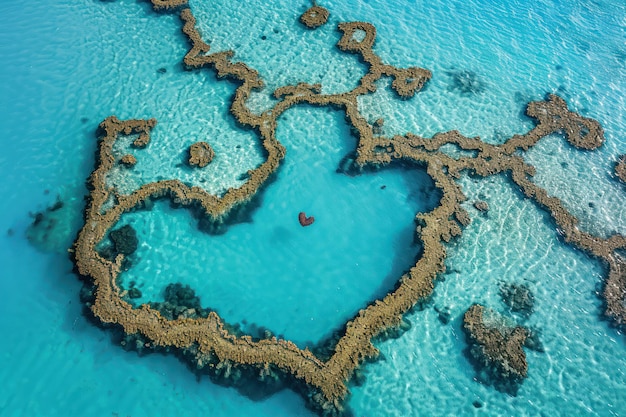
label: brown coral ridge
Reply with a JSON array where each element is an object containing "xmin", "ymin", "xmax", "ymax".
[
  {"xmin": 336, "ymin": 22, "xmax": 432, "ymax": 99},
  {"xmin": 604, "ymin": 255, "xmax": 626, "ymax": 327},
  {"xmin": 463, "ymin": 305, "xmax": 529, "ymax": 395},
  {"xmin": 188, "ymin": 141, "xmax": 215, "ymax": 168},
  {"xmin": 150, "ymin": 0, "xmax": 188, "ymax": 11},
  {"xmin": 72, "ymin": 3, "xmax": 626, "ymax": 415},
  {"xmin": 616, "ymin": 154, "xmax": 626, "ymax": 183}
]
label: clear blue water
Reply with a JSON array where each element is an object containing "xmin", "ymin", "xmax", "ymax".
[{"xmin": 1, "ymin": 0, "xmax": 625, "ymax": 416}]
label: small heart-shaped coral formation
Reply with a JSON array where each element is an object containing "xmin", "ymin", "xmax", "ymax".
[{"xmin": 298, "ymin": 211, "xmax": 315, "ymax": 226}]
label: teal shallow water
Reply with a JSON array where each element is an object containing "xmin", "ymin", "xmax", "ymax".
[{"xmin": 1, "ymin": 0, "xmax": 625, "ymax": 416}]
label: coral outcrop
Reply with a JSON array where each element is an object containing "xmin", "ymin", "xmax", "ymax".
[
  {"xmin": 188, "ymin": 141, "xmax": 215, "ymax": 168},
  {"xmin": 463, "ymin": 304, "xmax": 529, "ymax": 395},
  {"xmin": 300, "ymin": 5, "xmax": 329, "ymax": 29},
  {"xmin": 120, "ymin": 154, "xmax": 137, "ymax": 167},
  {"xmin": 72, "ymin": 2, "xmax": 626, "ymax": 414},
  {"xmin": 27, "ymin": 196, "xmax": 70, "ymax": 253},
  {"xmin": 473, "ymin": 200, "xmax": 489, "ymax": 213},
  {"xmin": 500, "ymin": 283, "xmax": 534, "ymax": 317},
  {"xmin": 109, "ymin": 224, "xmax": 138, "ymax": 256},
  {"xmin": 298, "ymin": 211, "xmax": 315, "ymax": 226}
]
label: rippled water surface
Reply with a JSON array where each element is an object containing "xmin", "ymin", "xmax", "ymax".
[{"xmin": 0, "ymin": 0, "xmax": 625, "ymax": 416}]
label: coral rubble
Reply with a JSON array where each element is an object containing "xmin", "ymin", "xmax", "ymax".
[{"xmin": 72, "ymin": 1, "xmax": 626, "ymax": 414}]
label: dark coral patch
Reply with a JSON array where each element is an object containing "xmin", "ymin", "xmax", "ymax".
[{"xmin": 463, "ymin": 304, "xmax": 529, "ymax": 395}]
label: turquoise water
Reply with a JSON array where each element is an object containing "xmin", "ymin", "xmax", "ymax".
[
  {"xmin": 0, "ymin": 0, "xmax": 625, "ymax": 416},
  {"xmin": 115, "ymin": 105, "xmax": 440, "ymax": 347}
]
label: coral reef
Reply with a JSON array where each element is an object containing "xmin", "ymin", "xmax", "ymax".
[
  {"xmin": 473, "ymin": 200, "xmax": 489, "ymax": 213},
  {"xmin": 27, "ymin": 197, "xmax": 64, "ymax": 252},
  {"xmin": 150, "ymin": 0, "xmax": 188, "ymax": 11},
  {"xmin": 109, "ymin": 224, "xmax": 138, "ymax": 256},
  {"xmin": 128, "ymin": 287, "xmax": 142, "ymax": 299},
  {"xmin": 500, "ymin": 283, "xmax": 534, "ymax": 317},
  {"xmin": 446, "ymin": 70, "xmax": 486, "ymax": 95},
  {"xmin": 524, "ymin": 327, "xmax": 544, "ymax": 353},
  {"xmin": 372, "ymin": 118, "xmax": 384, "ymax": 135},
  {"xmin": 71, "ymin": 2, "xmax": 626, "ymax": 414},
  {"xmin": 27, "ymin": 194, "xmax": 82, "ymax": 254},
  {"xmin": 603, "ymin": 255, "xmax": 626, "ymax": 327},
  {"xmin": 188, "ymin": 141, "xmax": 215, "ymax": 168},
  {"xmin": 616, "ymin": 155, "xmax": 626, "ymax": 183},
  {"xmin": 298, "ymin": 211, "xmax": 315, "ymax": 226},
  {"xmin": 463, "ymin": 304, "xmax": 529, "ymax": 395},
  {"xmin": 149, "ymin": 283, "xmax": 208, "ymax": 320},
  {"xmin": 120, "ymin": 154, "xmax": 137, "ymax": 167},
  {"xmin": 300, "ymin": 5, "xmax": 329, "ymax": 29},
  {"xmin": 434, "ymin": 304, "xmax": 451, "ymax": 325}
]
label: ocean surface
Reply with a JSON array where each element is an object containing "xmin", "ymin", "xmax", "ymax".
[{"xmin": 1, "ymin": 0, "xmax": 625, "ymax": 416}]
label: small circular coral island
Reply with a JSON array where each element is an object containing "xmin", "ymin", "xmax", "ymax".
[
  {"xmin": 300, "ymin": 5, "xmax": 329, "ymax": 29},
  {"xmin": 187, "ymin": 141, "xmax": 215, "ymax": 168}
]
